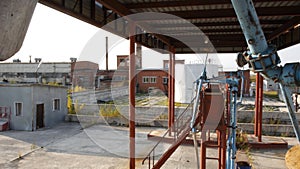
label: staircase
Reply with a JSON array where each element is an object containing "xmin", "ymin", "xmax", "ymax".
[
  {"xmin": 142, "ymin": 102, "xmax": 194, "ymax": 169},
  {"xmin": 142, "ymin": 84, "xmax": 226, "ymax": 169}
]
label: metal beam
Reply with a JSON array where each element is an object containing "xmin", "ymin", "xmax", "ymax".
[
  {"xmin": 125, "ymin": 0, "xmax": 293, "ymax": 9},
  {"xmin": 132, "ymin": 6, "xmax": 300, "ymax": 21},
  {"xmin": 268, "ymin": 16, "xmax": 300, "ymax": 41},
  {"xmin": 90, "ymin": 0, "xmax": 95, "ymax": 19},
  {"xmin": 171, "ymin": 34, "xmax": 246, "ymax": 42},
  {"xmin": 151, "ymin": 20, "xmax": 286, "ymax": 28},
  {"xmin": 39, "ymin": 0, "xmax": 105, "ymax": 30},
  {"xmin": 98, "ymin": 0, "xmax": 171, "ymax": 46},
  {"xmin": 97, "ymin": 0, "xmax": 131, "ymax": 16}
]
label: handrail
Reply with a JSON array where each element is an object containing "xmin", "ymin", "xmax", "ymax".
[
  {"xmin": 142, "ymin": 127, "xmax": 171, "ymax": 165},
  {"xmin": 142, "ymin": 98, "xmax": 195, "ymax": 167},
  {"xmin": 175, "ymin": 99, "xmax": 194, "ymax": 136}
]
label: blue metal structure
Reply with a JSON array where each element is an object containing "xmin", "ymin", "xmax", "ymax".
[
  {"xmin": 231, "ymin": 0, "xmax": 300, "ymax": 142},
  {"xmin": 189, "ymin": 64, "xmax": 240, "ymax": 169},
  {"xmin": 225, "ymin": 78, "xmax": 239, "ymax": 169},
  {"xmin": 232, "ymin": 0, "xmax": 300, "ymax": 87}
]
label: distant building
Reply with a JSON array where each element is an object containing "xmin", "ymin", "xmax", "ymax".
[
  {"xmin": 0, "ymin": 84, "xmax": 67, "ymax": 131},
  {"xmin": 136, "ymin": 69, "xmax": 168, "ymax": 94},
  {"xmin": 0, "ymin": 61, "xmax": 73, "ymax": 86},
  {"xmin": 72, "ymin": 61, "xmax": 99, "ymax": 89},
  {"xmin": 174, "ymin": 63, "xmax": 220, "ymax": 103},
  {"xmin": 95, "ymin": 56, "xmax": 222, "ymax": 103}
]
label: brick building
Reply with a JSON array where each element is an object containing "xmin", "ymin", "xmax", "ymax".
[
  {"xmin": 136, "ymin": 69, "xmax": 168, "ymax": 94},
  {"xmin": 72, "ymin": 61, "xmax": 99, "ymax": 89}
]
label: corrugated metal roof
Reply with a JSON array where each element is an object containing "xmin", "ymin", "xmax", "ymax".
[{"xmin": 39, "ymin": 0, "xmax": 300, "ymax": 53}]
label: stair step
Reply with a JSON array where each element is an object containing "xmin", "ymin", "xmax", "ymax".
[{"xmin": 206, "ymin": 157, "xmax": 220, "ymax": 160}]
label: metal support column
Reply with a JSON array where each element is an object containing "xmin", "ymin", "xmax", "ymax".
[
  {"xmin": 220, "ymin": 128, "xmax": 227, "ymax": 169},
  {"xmin": 255, "ymin": 73, "xmax": 263, "ymax": 141},
  {"xmin": 254, "ymin": 73, "xmax": 259, "ymax": 136},
  {"xmin": 258, "ymin": 74, "xmax": 264, "ymax": 142},
  {"xmin": 129, "ymin": 23, "xmax": 136, "ymax": 169},
  {"xmin": 105, "ymin": 36, "xmax": 108, "ymax": 71},
  {"xmin": 168, "ymin": 46, "xmax": 175, "ymax": 133},
  {"xmin": 200, "ymin": 133, "xmax": 206, "ymax": 169},
  {"xmin": 168, "ymin": 47, "xmax": 173, "ymax": 133},
  {"xmin": 171, "ymin": 48, "xmax": 176, "ymax": 128}
]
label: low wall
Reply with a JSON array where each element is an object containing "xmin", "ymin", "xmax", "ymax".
[
  {"xmin": 66, "ymin": 105, "xmax": 300, "ymax": 136},
  {"xmin": 65, "ymin": 114, "xmax": 168, "ymax": 128},
  {"xmin": 237, "ymin": 110, "xmax": 300, "ymax": 124}
]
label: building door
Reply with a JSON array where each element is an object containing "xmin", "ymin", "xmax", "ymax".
[{"xmin": 36, "ymin": 104, "xmax": 44, "ymax": 129}]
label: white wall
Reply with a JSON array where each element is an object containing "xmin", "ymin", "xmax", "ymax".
[
  {"xmin": 175, "ymin": 64, "xmax": 220, "ymax": 103},
  {"xmin": 0, "ymin": 84, "xmax": 67, "ymax": 131}
]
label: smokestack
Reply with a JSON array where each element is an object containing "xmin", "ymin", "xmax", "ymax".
[{"xmin": 106, "ymin": 36, "xmax": 108, "ymax": 71}]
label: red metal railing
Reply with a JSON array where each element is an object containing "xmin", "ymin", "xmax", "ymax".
[{"xmin": 142, "ymin": 101, "xmax": 194, "ymax": 169}]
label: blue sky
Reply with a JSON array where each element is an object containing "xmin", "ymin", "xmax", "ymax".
[{"xmin": 5, "ymin": 3, "xmax": 299, "ymax": 71}]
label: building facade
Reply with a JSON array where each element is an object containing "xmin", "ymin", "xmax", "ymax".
[
  {"xmin": 0, "ymin": 62, "xmax": 73, "ymax": 85},
  {"xmin": 0, "ymin": 84, "xmax": 67, "ymax": 131},
  {"xmin": 136, "ymin": 69, "xmax": 168, "ymax": 94}
]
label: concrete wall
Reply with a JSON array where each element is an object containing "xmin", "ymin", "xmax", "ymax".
[
  {"xmin": 0, "ymin": 84, "xmax": 67, "ymax": 131},
  {"xmin": 0, "ymin": 85, "xmax": 33, "ymax": 130},
  {"xmin": 75, "ymin": 104, "xmax": 190, "ymax": 121},
  {"xmin": 32, "ymin": 85, "xmax": 67, "ymax": 130},
  {"xmin": 68, "ymin": 105, "xmax": 300, "ymax": 136},
  {"xmin": 0, "ymin": 0, "xmax": 38, "ymax": 61}
]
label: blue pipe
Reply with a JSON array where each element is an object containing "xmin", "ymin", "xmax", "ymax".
[
  {"xmin": 190, "ymin": 69, "xmax": 206, "ymax": 128},
  {"xmin": 231, "ymin": 0, "xmax": 300, "ymax": 87},
  {"xmin": 230, "ymin": 87, "xmax": 238, "ymax": 169},
  {"xmin": 226, "ymin": 87, "xmax": 233, "ymax": 169},
  {"xmin": 279, "ymin": 84, "xmax": 300, "ymax": 142},
  {"xmin": 231, "ymin": 0, "xmax": 300, "ymax": 146},
  {"xmin": 231, "ymin": 0, "xmax": 267, "ymax": 55}
]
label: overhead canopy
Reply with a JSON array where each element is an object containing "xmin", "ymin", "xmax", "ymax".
[{"xmin": 39, "ymin": 0, "xmax": 300, "ymax": 53}]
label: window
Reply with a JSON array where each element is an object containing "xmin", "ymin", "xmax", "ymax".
[
  {"xmin": 15, "ymin": 102, "xmax": 22, "ymax": 116},
  {"xmin": 163, "ymin": 77, "xmax": 168, "ymax": 84},
  {"xmin": 142, "ymin": 76, "xmax": 149, "ymax": 83},
  {"xmin": 142, "ymin": 76, "xmax": 157, "ymax": 83},
  {"xmin": 53, "ymin": 99, "xmax": 60, "ymax": 111},
  {"xmin": 150, "ymin": 77, "xmax": 157, "ymax": 83}
]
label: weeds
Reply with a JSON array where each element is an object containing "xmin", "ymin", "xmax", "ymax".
[{"xmin": 99, "ymin": 104, "xmax": 120, "ymax": 117}]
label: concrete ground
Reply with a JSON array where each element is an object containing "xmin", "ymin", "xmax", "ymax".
[{"xmin": 0, "ymin": 122, "xmax": 298, "ymax": 169}]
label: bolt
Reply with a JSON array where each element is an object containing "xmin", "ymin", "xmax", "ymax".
[{"xmin": 248, "ymin": 39, "xmax": 254, "ymax": 44}]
